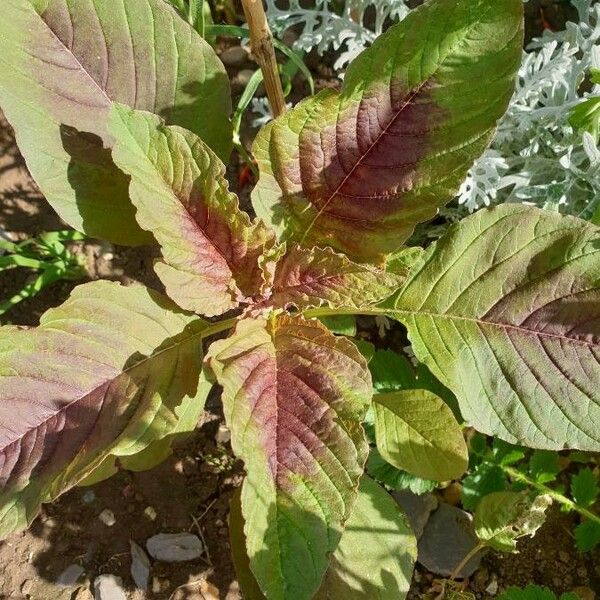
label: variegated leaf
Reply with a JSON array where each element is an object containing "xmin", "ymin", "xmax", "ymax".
[
  {"xmin": 252, "ymin": 0, "xmax": 522, "ymax": 261},
  {"xmin": 207, "ymin": 314, "xmax": 371, "ymax": 600},
  {"xmin": 0, "ymin": 0, "xmax": 231, "ymax": 244},
  {"xmin": 109, "ymin": 105, "xmax": 275, "ymax": 317},
  {"xmin": 0, "ymin": 281, "xmax": 210, "ymax": 538}
]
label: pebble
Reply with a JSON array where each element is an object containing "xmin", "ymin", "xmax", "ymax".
[
  {"xmin": 215, "ymin": 424, "xmax": 232, "ymax": 444},
  {"xmin": 235, "ymin": 69, "xmax": 256, "ymax": 88},
  {"xmin": 442, "ymin": 482, "xmax": 463, "ymax": 506},
  {"xmin": 82, "ymin": 490, "xmax": 96, "ymax": 504},
  {"xmin": 146, "ymin": 532, "xmax": 203, "ymax": 562},
  {"xmin": 56, "ymin": 564, "xmax": 85, "ymax": 587},
  {"xmin": 558, "ymin": 550, "xmax": 570, "ymax": 563},
  {"xmin": 485, "ymin": 577, "xmax": 498, "ymax": 595},
  {"xmin": 392, "ymin": 490, "xmax": 438, "ymax": 539},
  {"xmin": 73, "ymin": 588, "xmax": 94, "ymax": 600},
  {"xmin": 21, "ymin": 580, "xmax": 34, "ymax": 595},
  {"xmin": 152, "ymin": 577, "xmax": 170, "ymax": 593},
  {"xmin": 98, "ymin": 509, "xmax": 116, "ymax": 527},
  {"xmin": 417, "ymin": 503, "xmax": 484, "ymax": 578},
  {"xmin": 220, "ymin": 45, "xmax": 250, "ymax": 67},
  {"xmin": 93, "ymin": 575, "xmax": 126, "ymax": 600},
  {"xmin": 572, "ymin": 587, "xmax": 596, "ymax": 600},
  {"xmin": 130, "ymin": 540, "xmax": 151, "ymax": 591},
  {"xmin": 144, "ymin": 506, "xmax": 157, "ymax": 521}
]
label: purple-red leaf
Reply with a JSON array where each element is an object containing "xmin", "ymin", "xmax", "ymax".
[
  {"xmin": 0, "ymin": 281, "xmax": 211, "ymax": 538},
  {"xmin": 252, "ymin": 0, "xmax": 523, "ymax": 261},
  {"xmin": 206, "ymin": 315, "xmax": 372, "ymax": 600},
  {"xmin": 109, "ymin": 105, "xmax": 275, "ymax": 317},
  {"xmin": 271, "ymin": 244, "xmax": 405, "ymax": 310}
]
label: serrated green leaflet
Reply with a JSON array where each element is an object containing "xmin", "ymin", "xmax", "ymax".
[{"xmin": 252, "ymin": 0, "xmax": 523, "ymax": 261}]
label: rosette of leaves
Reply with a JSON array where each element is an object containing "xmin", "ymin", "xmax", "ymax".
[{"xmin": 1, "ymin": 1, "xmax": 600, "ymax": 599}]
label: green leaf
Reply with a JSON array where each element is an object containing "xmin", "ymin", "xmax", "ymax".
[
  {"xmin": 473, "ymin": 491, "xmax": 552, "ymax": 552},
  {"xmin": 367, "ymin": 449, "xmax": 437, "ymax": 494},
  {"xmin": 392, "ymin": 205, "xmax": 600, "ymax": 450},
  {"xmin": 373, "ymin": 389, "xmax": 468, "ymax": 481},
  {"xmin": 231, "ymin": 476, "xmax": 417, "ymax": 600},
  {"xmin": 109, "ymin": 105, "xmax": 274, "ymax": 317},
  {"xmin": 271, "ymin": 244, "xmax": 405, "ymax": 311},
  {"xmin": 367, "ymin": 348, "xmax": 462, "ymax": 420},
  {"xmin": 0, "ymin": 0, "xmax": 231, "ymax": 245},
  {"xmin": 571, "ymin": 468, "xmax": 599, "ymax": 508},
  {"xmin": 574, "ymin": 519, "xmax": 600, "ymax": 552},
  {"xmin": 313, "ymin": 475, "xmax": 416, "ymax": 600},
  {"xmin": 319, "ymin": 315, "xmax": 357, "ymax": 336},
  {"xmin": 570, "ymin": 97, "xmax": 600, "ymax": 141},
  {"xmin": 206, "ymin": 314, "xmax": 372, "ymax": 600},
  {"xmin": 498, "ymin": 585, "xmax": 576, "ymax": 600},
  {"xmin": 461, "ymin": 463, "xmax": 508, "ymax": 511},
  {"xmin": 493, "ymin": 440, "xmax": 526, "ymax": 467},
  {"xmin": 529, "ymin": 450, "xmax": 561, "ymax": 484},
  {"xmin": 0, "ymin": 281, "xmax": 211, "ymax": 538},
  {"xmin": 368, "ymin": 349, "xmax": 415, "ymax": 393},
  {"xmin": 251, "ymin": 0, "xmax": 523, "ymax": 261}
]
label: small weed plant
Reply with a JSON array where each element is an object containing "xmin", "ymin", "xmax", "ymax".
[{"xmin": 0, "ymin": 1, "xmax": 599, "ymax": 599}]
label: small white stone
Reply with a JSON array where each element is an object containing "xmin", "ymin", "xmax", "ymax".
[
  {"xmin": 485, "ymin": 577, "xmax": 499, "ymax": 595},
  {"xmin": 93, "ymin": 575, "xmax": 126, "ymax": 600},
  {"xmin": 144, "ymin": 506, "xmax": 157, "ymax": 521},
  {"xmin": 98, "ymin": 509, "xmax": 116, "ymax": 527},
  {"xmin": 215, "ymin": 424, "xmax": 231, "ymax": 444}
]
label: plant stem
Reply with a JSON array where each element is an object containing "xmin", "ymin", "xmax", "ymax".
[
  {"xmin": 239, "ymin": 0, "xmax": 286, "ymax": 118},
  {"xmin": 501, "ymin": 464, "xmax": 600, "ymax": 525},
  {"xmin": 448, "ymin": 541, "xmax": 486, "ymax": 581}
]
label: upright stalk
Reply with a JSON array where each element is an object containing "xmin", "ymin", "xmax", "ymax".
[{"xmin": 239, "ymin": 0, "xmax": 286, "ymax": 118}]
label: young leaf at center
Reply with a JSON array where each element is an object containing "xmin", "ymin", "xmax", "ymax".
[{"xmin": 109, "ymin": 106, "xmax": 275, "ymax": 317}]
